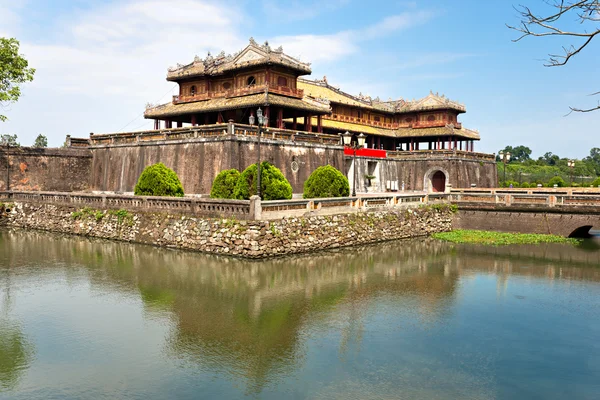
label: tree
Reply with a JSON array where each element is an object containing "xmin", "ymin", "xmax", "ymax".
[
  {"xmin": 233, "ymin": 161, "xmax": 292, "ymax": 200},
  {"xmin": 548, "ymin": 176, "xmax": 567, "ymax": 187},
  {"xmin": 33, "ymin": 134, "xmax": 47, "ymax": 148},
  {"xmin": 134, "ymin": 163, "xmax": 184, "ymax": 197},
  {"xmin": 497, "ymin": 145, "xmax": 532, "ymax": 163},
  {"xmin": 210, "ymin": 169, "xmax": 240, "ymax": 199},
  {"xmin": 0, "ymin": 134, "xmax": 19, "ymax": 147},
  {"xmin": 540, "ymin": 151, "xmax": 560, "ymax": 166},
  {"xmin": 0, "ymin": 38, "xmax": 36, "ymax": 122},
  {"xmin": 507, "ymin": 1, "xmax": 599, "ymax": 113},
  {"xmin": 303, "ymin": 165, "xmax": 349, "ymax": 198}
]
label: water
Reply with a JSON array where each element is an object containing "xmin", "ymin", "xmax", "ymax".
[{"xmin": 0, "ymin": 229, "xmax": 599, "ymax": 400}]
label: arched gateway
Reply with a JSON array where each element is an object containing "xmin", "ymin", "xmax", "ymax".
[{"xmin": 424, "ymin": 168, "xmax": 449, "ymax": 193}]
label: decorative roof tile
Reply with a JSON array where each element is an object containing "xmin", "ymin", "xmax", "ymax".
[{"xmin": 167, "ymin": 38, "xmax": 311, "ymax": 81}]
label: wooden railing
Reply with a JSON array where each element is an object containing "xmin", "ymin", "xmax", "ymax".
[{"xmin": 173, "ymin": 85, "xmax": 304, "ymax": 104}]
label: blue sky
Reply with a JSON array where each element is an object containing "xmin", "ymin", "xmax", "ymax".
[{"xmin": 1, "ymin": 0, "xmax": 598, "ymax": 158}]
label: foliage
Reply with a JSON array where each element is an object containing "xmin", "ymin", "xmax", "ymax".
[
  {"xmin": 591, "ymin": 177, "xmax": 600, "ymax": 187},
  {"xmin": 432, "ymin": 230, "xmax": 579, "ymax": 245},
  {"xmin": 303, "ymin": 165, "xmax": 349, "ymax": 199},
  {"xmin": 507, "ymin": 1, "xmax": 599, "ymax": 113},
  {"xmin": 233, "ymin": 161, "xmax": 292, "ymax": 200},
  {"xmin": 33, "ymin": 134, "xmax": 48, "ymax": 148},
  {"xmin": 134, "ymin": 163, "xmax": 184, "ymax": 197},
  {"xmin": 496, "ymin": 145, "xmax": 532, "ymax": 163},
  {"xmin": 0, "ymin": 38, "xmax": 36, "ymax": 122},
  {"xmin": 0, "ymin": 134, "xmax": 19, "ymax": 147},
  {"xmin": 210, "ymin": 169, "xmax": 240, "ymax": 199},
  {"xmin": 500, "ymin": 180, "xmax": 520, "ymax": 188},
  {"xmin": 548, "ymin": 176, "xmax": 566, "ymax": 187}
]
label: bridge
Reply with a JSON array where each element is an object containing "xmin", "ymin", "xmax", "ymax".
[{"xmin": 449, "ymin": 189, "xmax": 600, "ymax": 238}]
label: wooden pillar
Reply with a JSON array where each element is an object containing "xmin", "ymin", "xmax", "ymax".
[
  {"xmin": 437, "ymin": 137, "xmax": 440, "ymax": 150},
  {"xmin": 471, "ymin": 141, "xmax": 475, "ymax": 152},
  {"xmin": 165, "ymin": 119, "xmax": 172, "ymax": 129},
  {"xmin": 410, "ymin": 138, "xmax": 414, "ymax": 151},
  {"xmin": 277, "ymin": 108, "xmax": 284, "ymax": 129},
  {"xmin": 454, "ymin": 137, "xmax": 457, "ymax": 150},
  {"xmin": 191, "ymin": 115, "xmax": 197, "ymax": 126},
  {"xmin": 177, "ymin": 121, "xmax": 183, "ymax": 128},
  {"xmin": 217, "ymin": 112, "xmax": 223, "ymax": 124},
  {"xmin": 293, "ymin": 115, "xmax": 297, "ymax": 130},
  {"xmin": 377, "ymin": 136, "xmax": 381, "ymax": 149},
  {"xmin": 317, "ymin": 115, "xmax": 323, "ymax": 133},
  {"xmin": 154, "ymin": 120, "xmax": 159, "ymax": 130},
  {"xmin": 447, "ymin": 136, "xmax": 451, "ymax": 150},
  {"xmin": 459, "ymin": 140, "xmax": 462, "ymax": 151},
  {"xmin": 265, "ymin": 106, "xmax": 270, "ymax": 127},
  {"xmin": 304, "ymin": 114, "xmax": 310, "ymax": 132}
]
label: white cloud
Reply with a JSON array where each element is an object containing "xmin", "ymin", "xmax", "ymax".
[{"xmin": 273, "ymin": 10, "xmax": 436, "ymax": 64}]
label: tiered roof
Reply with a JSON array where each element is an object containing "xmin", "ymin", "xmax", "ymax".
[
  {"xmin": 297, "ymin": 78, "xmax": 467, "ymax": 114},
  {"xmin": 167, "ymin": 38, "xmax": 312, "ymax": 81}
]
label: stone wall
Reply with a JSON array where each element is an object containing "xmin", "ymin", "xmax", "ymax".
[
  {"xmin": 89, "ymin": 136, "xmax": 344, "ymax": 194},
  {"xmin": 0, "ymin": 201, "xmax": 454, "ymax": 258},
  {"xmin": 349, "ymin": 153, "xmax": 497, "ymax": 193},
  {"xmin": 0, "ymin": 147, "xmax": 92, "ymax": 192},
  {"xmin": 454, "ymin": 208, "xmax": 600, "ymax": 237}
]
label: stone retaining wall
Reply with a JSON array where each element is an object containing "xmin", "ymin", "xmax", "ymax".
[{"xmin": 0, "ymin": 201, "xmax": 454, "ymax": 258}]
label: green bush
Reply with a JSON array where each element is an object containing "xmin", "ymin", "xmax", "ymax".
[
  {"xmin": 210, "ymin": 169, "xmax": 240, "ymax": 199},
  {"xmin": 134, "ymin": 162, "xmax": 184, "ymax": 197},
  {"xmin": 501, "ymin": 180, "xmax": 519, "ymax": 188},
  {"xmin": 233, "ymin": 161, "xmax": 292, "ymax": 200},
  {"xmin": 520, "ymin": 182, "xmax": 531, "ymax": 188},
  {"xmin": 547, "ymin": 176, "xmax": 566, "ymax": 187},
  {"xmin": 591, "ymin": 177, "xmax": 600, "ymax": 187},
  {"xmin": 303, "ymin": 165, "xmax": 349, "ymax": 199}
]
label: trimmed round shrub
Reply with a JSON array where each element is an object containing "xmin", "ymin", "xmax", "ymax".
[
  {"xmin": 547, "ymin": 176, "xmax": 566, "ymax": 187},
  {"xmin": 233, "ymin": 161, "xmax": 292, "ymax": 200},
  {"xmin": 134, "ymin": 162, "xmax": 184, "ymax": 197},
  {"xmin": 591, "ymin": 177, "xmax": 600, "ymax": 187},
  {"xmin": 303, "ymin": 165, "xmax": 349, "ymax": 198},
  {"xmin": 520, "ymin": 182, "xmax": 531, "ymax": 188},
  {"xmin": 501, "ymin": 180, "xmax": 519, "ymax": 188},
  {"xmin": 210, "ymin": 169, "xmax": 240, "ymax": 199}
]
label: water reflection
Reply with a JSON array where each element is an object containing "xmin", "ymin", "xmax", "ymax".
[{"xmin": 0, "ymin": 229, "xmax": 599, "ymax": 398}]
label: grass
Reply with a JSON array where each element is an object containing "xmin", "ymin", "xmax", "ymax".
[{"xmin": 432, "ymin": 229, "xmax": 580, "ymax": 245}]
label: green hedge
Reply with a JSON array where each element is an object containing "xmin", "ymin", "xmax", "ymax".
[
  {"xmin": 592, "ymin": 177, "xmax": 600, "ymax": 187},
  {"xmin": 210, "ymin": 169, "xmax": 240, "ymax": 199},
  {"xmin": 134, "ymin": 163, "xmax": 184, "ymax": 197},
  {"xmin": 303, "ymin": 165, "xmax": 349, "ymax": 198},
  {"xmin": 548, "ymin": 176, "xmax": 566, "ymax": 187},
  {"xmin": 233, "ymin": 161, "xmax": 292, "ymax": 200}
]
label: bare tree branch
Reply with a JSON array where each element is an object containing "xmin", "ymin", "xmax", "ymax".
[{"xmin": 507, "ymin": 1, "xmax": 600, "ymax": 113}]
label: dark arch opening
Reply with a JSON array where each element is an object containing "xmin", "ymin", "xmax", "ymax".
[
  {"xmin": 431, "ymin": 171, "xmax": 446, "ymax": 193},
  {"xmin": 568, "ymin": 225, "xmax": 593, "ymax": 239}
]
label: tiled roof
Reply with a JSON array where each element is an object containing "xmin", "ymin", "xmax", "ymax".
[
  {"xmin": 144, "ymin": 93, "xmax": 329, "ymax": 119},
  {"xmin": 298, "ymin": 78, "xmax": 466, "ymax": 114},
  {"xmin": 167, "ymin": 38, "xmax": 311, "ymax": 81},
  {"xmin": 395, "ymin": 126, "xmax": 480, "ymax": 139}
]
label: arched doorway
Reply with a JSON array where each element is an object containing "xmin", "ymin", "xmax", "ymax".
[{"xmin": 431, "ymin": 171, "xmax": 446, "ymax": 193}]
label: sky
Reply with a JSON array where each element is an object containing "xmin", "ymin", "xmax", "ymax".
[{"xmin": 1, "ymin": 0, "xmax": 598, "ymax": 158}]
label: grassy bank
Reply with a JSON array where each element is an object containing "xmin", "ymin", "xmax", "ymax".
[{"xmin": 432, "ymin": 229, "xmax": 579, "ymax": 245}]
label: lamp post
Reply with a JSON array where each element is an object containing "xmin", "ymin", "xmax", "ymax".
[
  {"xmin": 249, "ymin": 107, "xmax": 267, "ymax": 198},
  {"xmin": 567, "ymin": 159, "xmax": 575, "ymax": 187},
  {"xmin": 341, "ymin": 131, "xmax": 366, "ymax": 196},
  {"xmin": 498, "ymin": 150, "xmax": 511, "ymax": 185}
]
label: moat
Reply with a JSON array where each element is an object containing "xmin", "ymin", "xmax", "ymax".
[{"xmin": 1, "ymin": 229, "xmax": 599, "ymax": 400}]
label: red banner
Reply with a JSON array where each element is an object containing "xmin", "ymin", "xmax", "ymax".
[{"xmin": 343, "ymin": 147, "xmax": 387, "ymax": 158}]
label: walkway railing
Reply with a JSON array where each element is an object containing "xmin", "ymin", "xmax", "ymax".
[
  {"xmin": 449, "ymin": 190, "xmax": 600, "ymax": 208},
  {"xmin": 0, "ymin": 191, "xmax": 450, "ymax": 221}
]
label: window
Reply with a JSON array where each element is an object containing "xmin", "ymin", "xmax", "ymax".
[
  {"xmin": 277, "ymin": 76, "xmax": 288, "ymax": 86},
  {"xmin": 405, "ymin": 118, "xmax": 413, "ymax": 123},
  {"xmin": 223, "ymin": 82, "xmax": 231, "ymax": 90},
  {"xmin": 427, "ymin": 115, "xmax": 435, "ymax": 122},
  {"xmin": 247, "ymin": 76, "xmax": 256, "ymax": 86},
  {"xmin": 374, "ymin": 116, "xmax": 380, "ymax": 122},
  {"xmin": 190, "ymin": 85, "xmax": 196, "ymax": 96}
]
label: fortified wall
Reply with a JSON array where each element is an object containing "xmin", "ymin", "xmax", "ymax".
[
  {"xmin": 1, "ymin": 124, "xmax": 496, "ymax": 195},
  {"xmin": 0, "ymin": 147, "xmax": 92, "ymax": 192}
]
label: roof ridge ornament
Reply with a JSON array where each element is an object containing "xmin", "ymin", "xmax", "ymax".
[{"xmin": 249, "ymin": 37, "xmax": 258, "ymax": 46}]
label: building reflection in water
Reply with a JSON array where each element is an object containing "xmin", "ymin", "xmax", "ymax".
[{"xmin": 1, "ymin": 229, "xmax": 599, "ymax": 394}]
